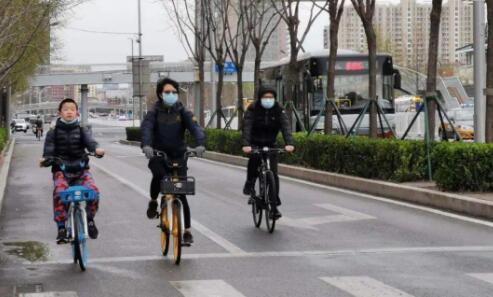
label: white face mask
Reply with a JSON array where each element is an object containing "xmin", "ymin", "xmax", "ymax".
[
  {"xmin": 261, "ymin": 98, "xmax": 275, "ymax": 109},
  {"xmin": 60, "ymin": 118, "xmax": 78, "ymax": 124}
]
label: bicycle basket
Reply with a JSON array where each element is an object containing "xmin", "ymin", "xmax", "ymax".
[
  {"xmin": 160, "ymin": 176, "xmax": 195, "ymax": 195},
  {"xmin": 60, "ymin": 186, "xmax": 98, "ymax": 204}
]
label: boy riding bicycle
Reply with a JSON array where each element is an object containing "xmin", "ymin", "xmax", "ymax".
[
  {"xmin": 242, "ymin": 85, "xmax": 294, "ymax": 219},
  {"xmin": 40, "ymin": 98, "xmax": 105, "ymax": 244},
  {"xmin": 141, "ymin": 77, "xmax": 205, "ymax": 246}
]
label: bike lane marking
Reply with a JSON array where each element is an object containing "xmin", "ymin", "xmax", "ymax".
[
  {"xmin": 195, "ymin": 158, "xmax": 493, "ymax": 229},
  {"xmin": 90, "ymin": 162, "xmax": 247, "ymax": 255},
  {"xmin": 170, "ymin": 280, "xmax": 247, "ymax": 297},
  {"xmin": 468, "ymin": 273, "xmax": 493, "ymax": 285},
  {"xmin": 320, "ymin": 276, "xmax": 415, "ymax": 297}
]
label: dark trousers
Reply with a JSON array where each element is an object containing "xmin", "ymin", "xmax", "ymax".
[
  {"xmin": 247, "ymin": 153, "xmax": 281, "ymax": 205},
  {"xmin": 148, "ymin": 157, "xmax": 191, "ymax": 229}
]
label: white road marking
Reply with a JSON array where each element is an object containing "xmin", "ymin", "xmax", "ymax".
[
  {"xmin": 195, "ymin": 158, "xmax": 493, "ymax": 228},
  {"xmin": 468, "ymin": 273, "xmax": 493, "ymax": 284},
  {"xmin": 320, "ymin": 276, "xmax": 415, "ymax": 297},
  {"xmin": 19, "ymin": 293, "xmax": 78, "ymax": 297},
  {"xmin": 29, "ymin": 245, "xmax": 493, "ymax": 266},
  {"xmin": 280, "ymin": 203, "xmax": 375, "ymax": 230},
  {"xmin": 170, "ymin": 280, "xmax": 247, "ymax": 297},
  {"xmin": 90, "ymin": 162, "xmax": 246, "ymax": 255}
]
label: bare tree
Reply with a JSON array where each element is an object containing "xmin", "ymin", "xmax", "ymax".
[
  {"xmin": 425, "ymin": 0, "xmax": 443, "ymax": 141},
  {"xmin": 225, "ymin": 0, "xmax": 251, "ymax": 130},
  {"xmin": 164, "ymin": 0, "xmax": 208, "ymax": 126},
  {"xmin": 350, "ymin": 0, "xmax": 377, "ymax": 138},
  {"xmin": 272, "ymin": 0, "xmax": 329, "ymax": 127},
  {"xmin": 202, "ymin": 0, "xmax": 232, "ymax": 129},
  {"xmin": 245, "ymin": 0, "xmax": 282, "ymax": 98},
  {"xmin": 320, "ymin": 0, "xmax": 345, "ymax": 134},
  {"xmin": 485, "ymin": 1, "xmax": 493, "ymax": 142}
]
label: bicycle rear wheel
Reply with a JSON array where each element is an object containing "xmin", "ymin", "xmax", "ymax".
[
  {"xmin": 171, "ymin": 200, "xmax": 182, "ymax": 265},
  {"xmin": 160, "ymin": 197, "xmax": 170, "ymax": 256},
  {"xmin": 73, "ymin": 209, "xmax": 88, "ymax": 271},
  {"xmin": 264, "ymin": 171, "xmax": 277, "ymax": 233},
  {"xmin": 252, "ymin": 176, "xmax": 263, "ymax": 228}
]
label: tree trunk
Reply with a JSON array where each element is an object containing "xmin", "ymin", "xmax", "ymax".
[
  {"xmin": 486, "ymin": 1, "xmax": 493, "ymax": 142},
  {"xmin": 366, "ymin": 25, "xmax": 378, "ymax": 138},
  {"xmin": 198, "ymin": 60, "xmax": 205, "ymax": 127},
  {"xmin": 426, "ymin": 0, "xmax": 442, "ymax": 141},
  {"xmin": 253, "ymin": 53, "xmax": 261, "ymax": 99},
  {"xmin": 216, "ymin": 63, "xmax": 225, "ymax": 129},
  {"xmin": 325, "ymin": 25, "xmax": 339, "ymax": 135},
  {"xmin": 236, "ymin": 65, "xmax": 244, "ymax": 130}
]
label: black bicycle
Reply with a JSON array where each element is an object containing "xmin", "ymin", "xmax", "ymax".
[{"xmin": 249, "ymin": 147, "xmax": 284, "ymax": 233}]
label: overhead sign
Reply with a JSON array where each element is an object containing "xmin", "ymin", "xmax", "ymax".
[
  {"xmin": 215, "ymin": 62, "xmax": 237, "ymax": 74},
  {"xmin": 127, "ymin": 55, "xmax": 164, "ymax": 62}
]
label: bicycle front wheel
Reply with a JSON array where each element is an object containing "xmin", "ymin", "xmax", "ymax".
[
  {"xmin": 264, "ymin": 171, "xmax": 277, "ymax": 233},
  {"xmin": 73, "ymin": 209, "xmax": 88, "ymax": 271},
  {"xmin": 160, "ymin": 197, "xmax": 170, "ymax": 256},
  {"xmin": 171, "ymin": 200, "xmax": 182, "ymax": 265},
  {"xmin": 252, "ymin": 176, "xmax": 263, "ymax": 228}
]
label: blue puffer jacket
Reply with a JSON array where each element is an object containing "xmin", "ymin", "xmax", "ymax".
[{"xmin": 141, "ymin": 101, "xmax": 205, "ymax": 158}]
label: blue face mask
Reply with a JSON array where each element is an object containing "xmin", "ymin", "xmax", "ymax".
[
  {"xmin": 163, "ymin": 93, "xmax": 178, "ymax": 106},
  {"xmin": 261, "ymin": 98, "xmax": 275, "ymax": 109}
]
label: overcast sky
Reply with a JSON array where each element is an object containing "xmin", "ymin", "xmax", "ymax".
[{"xmin": 52, "ymin": 0, "xmax": 338, "ymax": 64}]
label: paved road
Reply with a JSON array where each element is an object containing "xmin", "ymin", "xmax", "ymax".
[{"xmin": 1, "ymin": 126, "xmax": 493, "ymax": 297}]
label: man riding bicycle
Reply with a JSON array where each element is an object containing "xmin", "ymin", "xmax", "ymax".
[
  {"xmin": 35, "ymin": 115, "xmax": 44, "ymax": 137},
  {"xmin": 141, "ymin": 77, "xmax": 205, "ymax": 246},
  {"xmin": 242, "ymin": 85, "xmax": 294, "ymax": 219}
]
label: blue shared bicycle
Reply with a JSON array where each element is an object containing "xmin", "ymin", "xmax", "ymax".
[{"xmin": 42, "ymin": 153, "xmax": 101, "ymax": 271}]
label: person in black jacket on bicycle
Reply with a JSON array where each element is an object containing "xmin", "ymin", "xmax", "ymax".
[
  {"xmin": 140, "ymin": 77, "xmax": 205, "ymax": 246},
  {"xmin": 242, "ymin": 85, "xmax": 294, "ymax": 219}
]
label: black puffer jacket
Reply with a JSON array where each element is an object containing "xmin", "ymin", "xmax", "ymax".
[
  {"xmin": 242, "ymin": 100, "xmax": 293, "ymax": 147},
  {"xmin": 141, "ymin": 101, "xmax": 205, "ymax": 158},
  {"xmin": 43, "ymin": 119, "xmax": 99, "ymax": 173}
]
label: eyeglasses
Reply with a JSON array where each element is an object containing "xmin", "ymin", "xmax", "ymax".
[{"xmin": 163, "ymin": 91, "xmax": 178, "ymax": 94}]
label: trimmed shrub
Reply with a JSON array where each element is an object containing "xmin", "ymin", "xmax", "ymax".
[
  {"xmin": 432, "ymin": 142, "xmax": 493, "ymax": 192},
  {"xmin": 126, "ymin": 127, "xmax": 141, "ymax": 142},
  {"xmin": 0, "ymin": 128, "xmax": 7, "ymax": 152}
]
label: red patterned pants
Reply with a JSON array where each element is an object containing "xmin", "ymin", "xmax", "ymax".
[{"xmin": 53, "ymin": 170, "xmax": 100, "ymax": 227}]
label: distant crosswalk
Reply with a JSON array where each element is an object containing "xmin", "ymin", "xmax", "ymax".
[{"xmin": 14, "ymin": 272, "xmax": 493, "ymax": 297}]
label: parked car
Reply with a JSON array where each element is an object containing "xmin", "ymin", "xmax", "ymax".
[{"xmin": 13, "ymin": 119, "xmax": 28, "ymax": 132}]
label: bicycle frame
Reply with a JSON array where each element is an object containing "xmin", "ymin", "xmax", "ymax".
[{"xmin": 66, "ymin": 202, "xmax": 89, "ymax": 242}]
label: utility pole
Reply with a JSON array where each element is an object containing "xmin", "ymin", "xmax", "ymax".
[
  {"xmin": 130, "ymin": 38, "xmax": 135, "ymax": 127},
  {"xmin": 137, "ymin": 0, "xmax": 144, "ymax": 123},
  {"xmin": 473, "ymin": 0, "xmax": 486, "ymax": 143}
]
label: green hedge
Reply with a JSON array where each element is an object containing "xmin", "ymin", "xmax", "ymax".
[
  {"xmin": 199, "ymin": 129, "xmax": 427, "ymax": 183},
  {"xmin": 0, "ymin": 128, "xmax": 7, "ymax": 152},
  {"xmin": 132, "ymin": 127, "xmax": 493, "ymax": 192},
  {"xmin": 432, "ymin": 142, "xmax": 493, "ymax": 191},
  {"xmin": 126, "ymin": 127, "xmax": 141, "ymax": 142}
]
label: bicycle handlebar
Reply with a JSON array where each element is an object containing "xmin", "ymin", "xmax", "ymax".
[
  {"xmin": 153, "ymin": 148, "xmax": 199, "ymax": 164},
  {"xmin": 250, "ymin": 147, "xmax": 286, "ymax": 155},
  {"xmin": 41, "ymin": 152, "xmax": 102, "ymax": 167}
]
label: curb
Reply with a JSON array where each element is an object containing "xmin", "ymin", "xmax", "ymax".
[
  {"xmin": 0, "ymin": 138, "xmax": 15, "ymax": 214},
  {"xmin": 119, "ymin": 140, "xmax": 493, "ymax": 221}
]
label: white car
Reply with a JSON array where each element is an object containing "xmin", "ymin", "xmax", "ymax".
[{"xmin": 13, "ymin": 119, "xmax": 28, "ymax": 132}]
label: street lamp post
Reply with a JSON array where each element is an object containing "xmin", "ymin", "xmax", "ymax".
[
  {"xmin": 473, "ymin": 0, "xmax": 486, "ymax": 143},
  {"xmin": 137, "ymin": 0, "xmax": 144, "ymax": 124},
  {"xmin": 130, "ymin": 38, "xmax": 136, "ymax": 127}
]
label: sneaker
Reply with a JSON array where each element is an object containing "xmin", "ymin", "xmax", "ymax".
[
  {"xmin": 269, "ymin": 209, "xmax": 282, "ymax": 220},
  {"xmin": 56, "ymin": 228, "xmax": 67, "ymax": 244},
  {"xmin": 88, "ymin": 219, "xmax": 98, "ymax": 239},
  {"xmin": 182, "ymin": 231, "xmax": 194, "ymax": 246},
  {"xmin": 243, "ymin": 180, "xmax": 253, "ymax": 195},
  {"xmin": 147, "ymin": 200, "xmax": 159, "ymax": 219},
  {"xmin": 247, "ymin": 197, "xmax": 254, "ymax": 205}
]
